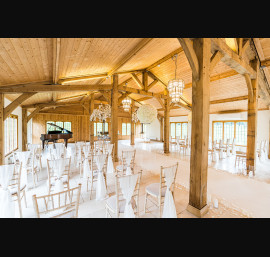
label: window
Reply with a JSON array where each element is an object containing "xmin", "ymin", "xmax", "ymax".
[
  {"xmin": 235, "ymin": 122, "xmax": 247, "ymax": 146},
  {"xmin": 212, "ymin": 120, "xmax": 247, "ymax": 146},
  {"xmin": 170, "ymin": 122, "xmax": 188, "ymax": 139},
  {"xmin": 122, "ymin": 122, "xmax": 131, "ymax": 136},
  {"xmin": 46, "ymin": 121, "xmax": 72, "ymax": 133},
  {"xmin": 94, "ymin": 122, "xmax": 109, "ymax": 136},
  {"xmin": 4, "ymin": 114, "xmax": 18, "ymax": 155}
]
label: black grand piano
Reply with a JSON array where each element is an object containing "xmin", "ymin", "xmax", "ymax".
[{"xmin": 40, "ymin": 123, "xmax": 73, "ymax": 149}]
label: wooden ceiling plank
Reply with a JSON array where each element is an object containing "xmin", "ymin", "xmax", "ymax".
[{"xmin": 146, "ymin": 47, "xmax": 183, "ymax": 71}]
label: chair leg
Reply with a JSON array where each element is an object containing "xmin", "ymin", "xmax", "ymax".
[
  {"xmin": 17, "ymin": 196, "xmax": 23, "ymax": 218},
  {"xmin": 89, "ymin": 181, "xmax": 93, "ymax": 200},
  {"xmin": 159, "ymin": 200, "xmax": 162, "ymax": 218},
  {"xmin": 32, "ymin": 171, "xmax": 36, "ymax": 187},
  {"xmin": 144, "ymin": 193, "xmax": 148, "ymax": 214}
]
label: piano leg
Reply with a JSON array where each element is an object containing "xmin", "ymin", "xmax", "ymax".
[
  {"xmin": 64, "ymin": 139, "xmax": 68, "ymax": 148},
  {"xmin": 42, "ymin": 140, "xmax": 45, "ymax": 150}
]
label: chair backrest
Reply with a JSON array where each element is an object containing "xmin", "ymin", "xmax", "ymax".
[
  {"xmin": 121, "ymin": 149, "xmax": 136, "ymax": 166},
  {"xmin": 159, "ymin": 163, "xmax": 178, "ymax": 199},
  {"xmin": 90, "ymin": 153, "xmax": 108, "ymax": 174},
  {"xmin": 32, "ymin": 184, "xmax": 82, "ymax": 218},
  {"xmin": 47, "ymin": 157, "xmax": 71, "ymax": 187},
  {"xmin": 9, "ymin": 163, "xmax": 23, "ymax": 196},
  {"xmin": 114, "ymin": 171, "xmax": 142, "ymax": 217}
]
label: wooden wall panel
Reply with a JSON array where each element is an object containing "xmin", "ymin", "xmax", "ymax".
[{"xmin": 32, "ymin": 113, "xmax": 141, "ymax": 144}]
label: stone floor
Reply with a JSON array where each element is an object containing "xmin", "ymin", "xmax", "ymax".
[{"xmin": 13, "ymin": 140, "xmax": 261, "ymax": 218}]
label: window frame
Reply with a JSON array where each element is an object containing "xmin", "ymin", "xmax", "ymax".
[
  {"xmin": 170, "ymin": 122, "xmax": 188, "ymax": 139},
  {"xmin": 212, "ymin": 120, "xmax": 248, "ymax": 146},
  {"xmin": 5, "ymin": 114, "xmax": 19, "ymax": 157},
  {"xmin": 46, "ymin": 120, "xmax": 72, "ymax": 133}
]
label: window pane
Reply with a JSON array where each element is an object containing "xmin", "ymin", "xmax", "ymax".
[
  {"xmin": 182, "ymin": 123, "xmax": 188, "ymax": 139},
  {"xmin": 122, "ymin": 123, "xmax": 127, "ymax": 136},
  {"xmin": 224, "ymin": 122, "xmax": 234, "ymax": 143},
  {"xmin": 94, "ymin": 123, "xmax": 97, "ymax": 136},
  {"xmin": 64, "ymin": 122, "xmax": 71, "ymax": 132},
  {"xmin": 127, "ymin": 123, "xmax": 131, "ymax": 136},
  {"xmin": 235, "ymin": 122, "xmax": 247, "ymax": 145},
  {"xmin": 4, "ymin": 116, "xmax": 18, "ymax": 155},
  {"xmin": 97, "ymin": 123, "xmax": 103, "ymax": 134},
  {"xmin": 213, "ymin": 122, "xmax": 223, "ymax": 142},
  {"xmin": 47, "ymin": 121, "xmax": 55, "ymax": 132},
  {"xmin": 176, "ymin": 123, "xmax": 181, "ymax": 138},
  {"xmin": 105, "ymin": 122, "xmax": 108, "ymax": 132},
  {"xmin": 170, "ymin": 123, "xmax": 175, "ymax": 139},
  {"xmin": 56, "ymin": 121, "xmax": 63, "ymax": 129}
]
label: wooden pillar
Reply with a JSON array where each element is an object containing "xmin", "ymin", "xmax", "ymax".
[
  {"xmin": 246, "ymin": 59, "xmax": 259, "ymax": 172},
  {"xmin": 269, "ymin": 120, "xmax": 270, "ymax": 159},
  {"xmin": 89, "ymin": 97, "xmax": 95, "ymax": 146},
  {"xmin": 111, "ymin": 74, "xmax": 119, "ymax": 162},
  {"xmin": 159, "ymin": 117, "xmax": 164, "ymax": 142},
  {"xmin": 142, "ymin": 70, "xmax": 148, "ymax": 91},
  {"xmin": 164, "ymin": 97, "xmax": 170, "ymax": 154},
  {"xmin": 130, "ymin": 100, "xmax": 135, "ymax": 145},
  {"xmin": 0, "ymin": 94, "xmax": 4, "ymax": 165},
  {"xmin": 187, "ymin": 38, "xmax": 211, "ymax": 217},
  {"xmin": 22, "ymin": 108, "xmax": 28, "ymax": 151}
]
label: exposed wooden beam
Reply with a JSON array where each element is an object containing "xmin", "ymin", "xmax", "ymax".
[
  {"xmin": 261, "ymin": 59, "xmax": 270, "ymax": 68},
  {"xmin": 210, "ymin": 51, "xmax": 223, "ymax": 73},
  {"xmin": 178, "ymin": 38, "xmax": 200, "ymax": 81},
  {"xmin": 3, "ymin": 93, "xmax": 36, "ymax": 120},
  {"xmin": 118, "ymin": 85, "xmax": 167, "ymax": 99},
  {"xmin": 210, "ymin": 95, "xmax": 248, "ymax": 104},
  {"xmin": 22, "ymin": 101, "xmax": 83, "ymax": 109},
  {"xmin": 53, "ymin": 38, "xmax": 61, "ymax": 84},
  {"xmin": 136, "ymin": 96, "xmax": 152, "ymax": 102},
  {"xmin": 244, "ymin": 73, "xmax": 254, "ymax": 101},
  {"xmin": 147, "ymin": 79, "xmax": 158, "ymax": 91},
  {"xmin": 27, "ymin": 106, "xmax": 42, "ymax": 122},
  {"xmin": 131, "ymin": 73, "xmax": 144, "ymax": 89},
  {"xmin": 211, "ymin": 38, "xmax": 256, "ymax": 79},
  {"xmin": 184, "ymin": 70, "xmax": 239, "ymax": 89},
  {"xmin": 155, "ymin": 96, "xmax": 165, "ymax": 109},
  {"xmin": 0, "ymin": 83, "xmax": 112, "ymax": 93}
]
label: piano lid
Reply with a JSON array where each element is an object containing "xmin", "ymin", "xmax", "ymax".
[{"xmin": 47, "ymin": 123, "xmax": 72, "ymax": 134}]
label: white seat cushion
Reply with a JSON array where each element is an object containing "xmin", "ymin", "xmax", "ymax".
[
  {"xmin": 145, "ymin": 183, "xmax": 166, "ymax": 197},
  {"xmin": 106, "ymin": 195, "xmax": 136, "ymax": 213}
]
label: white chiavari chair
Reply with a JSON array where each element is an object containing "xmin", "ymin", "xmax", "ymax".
[
  {"xmin": 144, "ymin": 163, "xmax": 178, "ymax": 218},
  {"xmin": 46, "ymin": 157, "xmax": 71, "ymax": 195},
  {"xmin": 8, "ymin": 163, "xmax": 27, "ymax": 218},
  {"xmin": 32, "ymin": 184, "xmax": 82, "ymax": 218},
  {"xmin": 13, "ymin": 151, "xmax": 38, "ymax": 187},
  {"xmin": 103, "ymin": 143, "xmax": 114, "ymax": 174},
  {"xmin": 105, "ymin": 171, "xmax": 142, "ymax": 218},
  {"xmin": 116, "ymin": 149, "xmax": 136, "ymax": 175},
  {"xmin": 86, "ymin": 153, "xmax": 108, "ymax": 200}
]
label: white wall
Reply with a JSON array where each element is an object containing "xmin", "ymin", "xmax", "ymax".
[{"xmin": 148, "ymin": 118, "xmax": 160, "ymax": 140}]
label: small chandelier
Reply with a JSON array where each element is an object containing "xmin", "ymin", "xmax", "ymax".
[
  {"xmin": 168, "ymin": 54, "xmax": 185, "ymax": 104},
  {"xmin": 122, "ymin": 97, "xmax": 131, "ymax": 112},
  {"xmin": 90, "ymin": 104, "xmax": 111, "ymax": 122}
]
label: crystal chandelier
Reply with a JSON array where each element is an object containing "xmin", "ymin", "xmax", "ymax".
[
  {"xmin": 168, "ymin": 54, "xmax": 185, "ymax": 104},
  {"xmin": 90, "ymin": 104, "xmax": 111, "ymax": 122},
  {"xmin": 122, "ymin": 97, "xmax": 131, "ymax": 112}
]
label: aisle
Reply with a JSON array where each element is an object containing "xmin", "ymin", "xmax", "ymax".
[{"xmin": 124, "ymin": 139, "xmax": 270, "ymax": 218}]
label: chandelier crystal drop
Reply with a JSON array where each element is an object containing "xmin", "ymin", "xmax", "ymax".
[
  {"xmin": 90, "ymin": 104, "xmax": 111, "ymax": 122},
  {"xmin": 168, "ymin": 54, "xmax": 185, "ymax": 104},
  {"xmin": 122, "ymin": 97, "xmax": 132, "ymax": 112}
]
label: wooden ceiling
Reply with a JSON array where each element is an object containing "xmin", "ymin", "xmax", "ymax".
[{"xmin": 1, "ymin": 38, "xmax": 270, "ymax": 116}]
